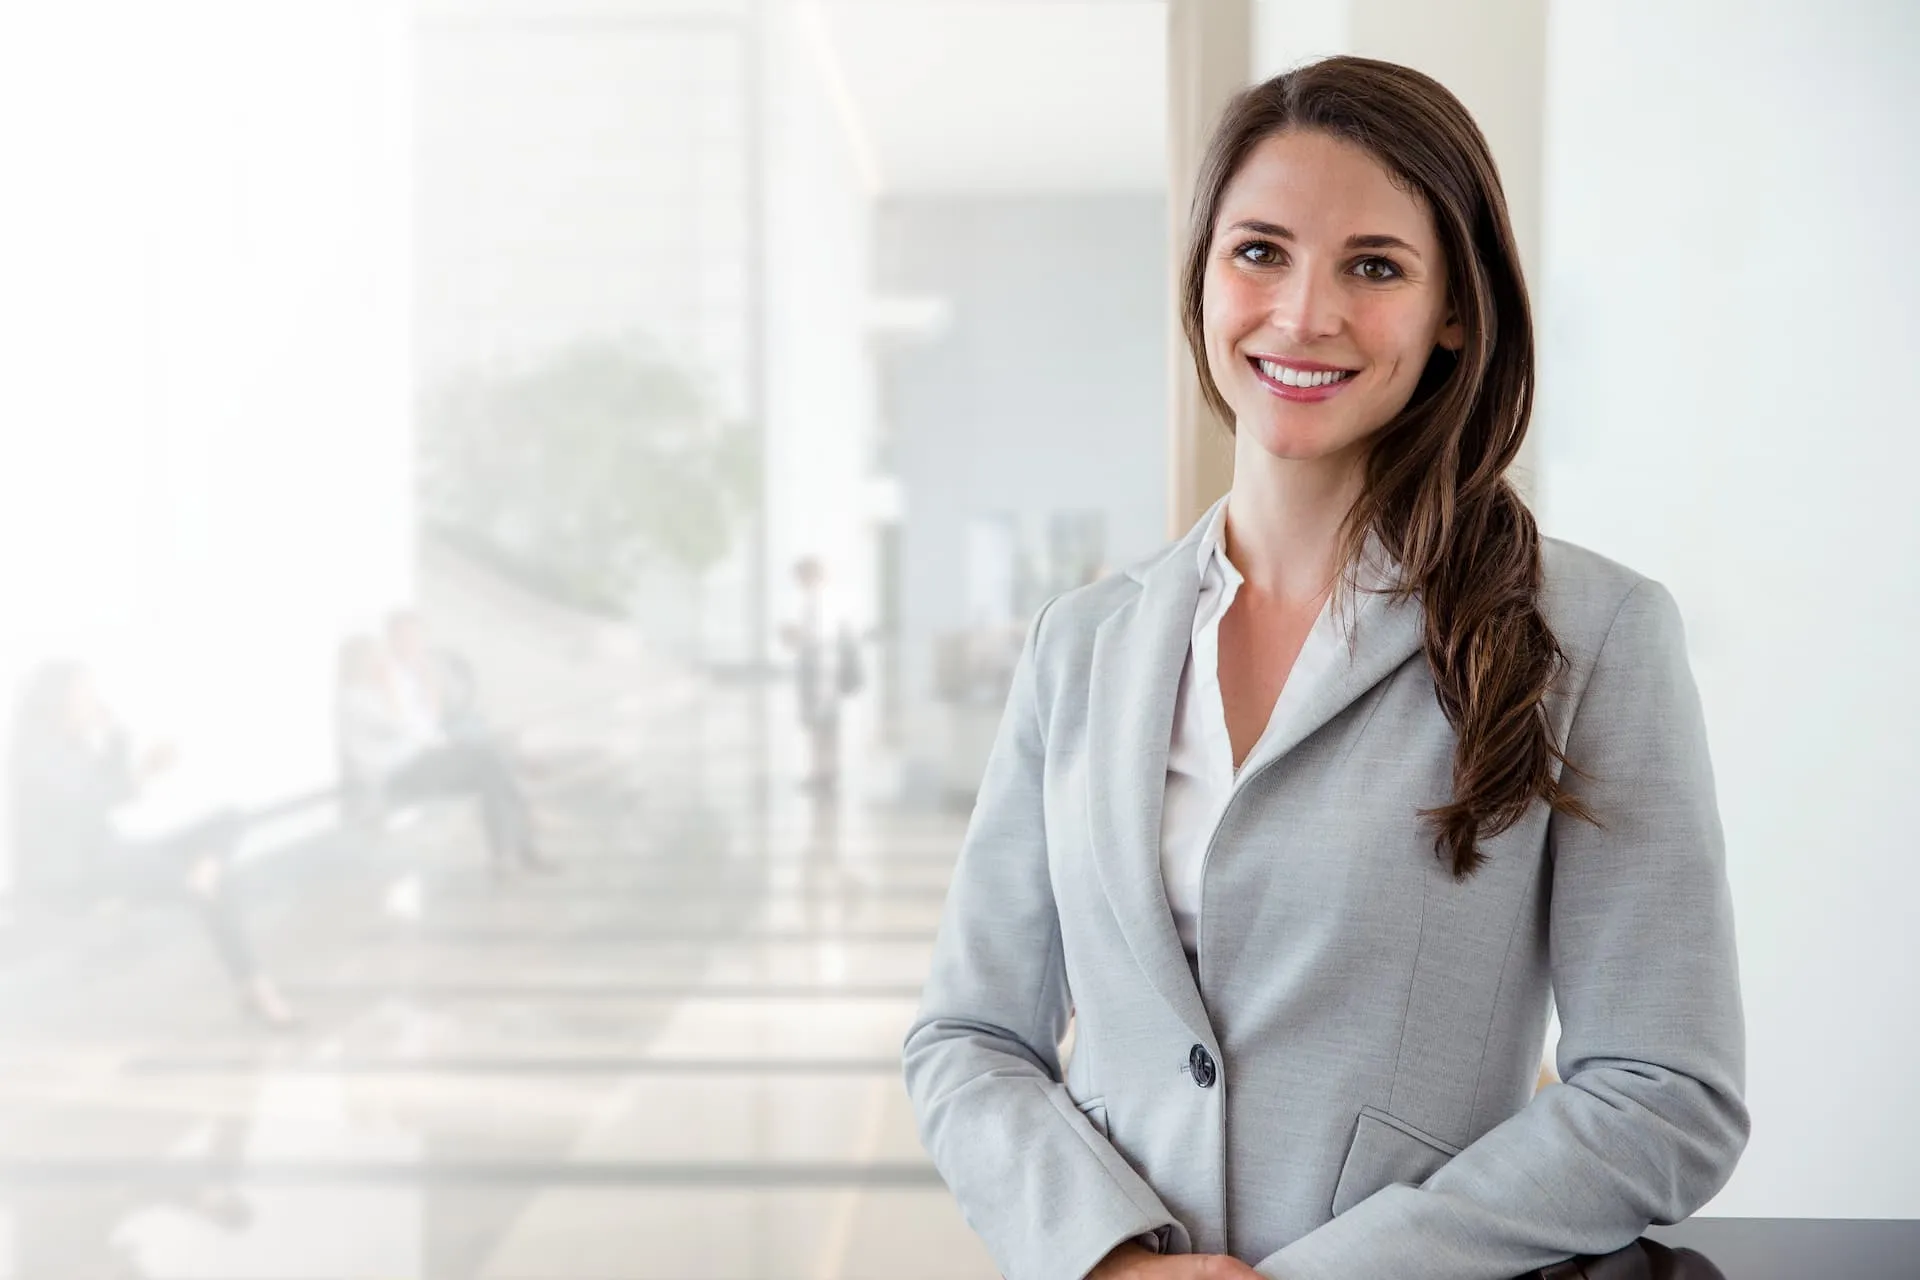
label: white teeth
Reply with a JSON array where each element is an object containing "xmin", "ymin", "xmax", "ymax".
[{"xmin": 1258, "ymin": 359, "xmax": 1353, "ymax": 388}]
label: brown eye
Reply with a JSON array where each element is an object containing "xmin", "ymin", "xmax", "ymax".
[
  {"xmin": 1354, "ymin": 257, "xmax": 1402, "ymax": 282},
  {"xmin": 1234, "ymin": 240, "xmax": 1281, "ymax": 266}
]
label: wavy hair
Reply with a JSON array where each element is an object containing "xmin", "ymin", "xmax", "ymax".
[{"xmin": 1179, "ymin": 56, "xmax": 1594, "ymax": 878}]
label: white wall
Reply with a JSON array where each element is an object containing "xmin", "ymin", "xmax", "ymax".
[
  {"xmin": 1536, "ymin": 0, "xmax": 1920, "ymax": 1217},
  {"xmin": 0, "ymin": 0, "xmax": 414, "ymax": 873}
]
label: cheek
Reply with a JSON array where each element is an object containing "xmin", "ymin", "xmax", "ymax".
[
  {"xmin": 1202, "ymin": 274, "xmax": 1264, "ymax": 369},
  {"xmin": 1205, "ymin": 267, "xmax": 1262, "ymax": 330},
  {"xmin": 1351, "ymin": 304, "xmax": 1438, "ymax": 377}
]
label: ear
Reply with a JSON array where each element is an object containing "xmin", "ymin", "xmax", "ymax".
[{"xmin": 1437, "ymin": 306, "xmax": 1466, "ymax": 353}]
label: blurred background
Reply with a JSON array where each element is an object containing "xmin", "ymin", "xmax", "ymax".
[{"xmin": 0, "ymin": 0, "xmax": 1914, "ymax": 1276}]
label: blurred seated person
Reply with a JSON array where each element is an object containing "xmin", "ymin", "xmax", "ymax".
[
  {"xmin": 384, "ymin": 609, "xmax": 488, "ymax": 744},
  {"xmin": 6, "ymin": 661, "xmax": 297, "ymax": 1027},
  {"xmin": 334, "ymin": 630, "xmax": 555, "ymax": 877}
]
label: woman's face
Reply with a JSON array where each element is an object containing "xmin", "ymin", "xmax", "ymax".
[{"xmin": 1202, "ymin": 129, "xmax": 1464, "ymax": 466}]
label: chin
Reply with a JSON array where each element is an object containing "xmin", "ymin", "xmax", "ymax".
[{"xmin": 1237, "ymin": 411, "xmax": 1365, "ymax": 464}]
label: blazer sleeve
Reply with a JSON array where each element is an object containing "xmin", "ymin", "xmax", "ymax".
[
  {"xmin": 902, "ymin": 598, "xmax": 1183, "ymax": 1280},
  {"xmin": 1255, "ymin": 579, "xmax": 1751, "ymax": 1280}
]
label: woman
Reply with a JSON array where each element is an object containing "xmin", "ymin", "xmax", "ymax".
[
  {"xmin": 901, "ymin": 57, "xmax": 1747, "ymax": 1280},
  {"xmin": 8, "ymin": 662, "xmax": 297, "ymax": 1027}
]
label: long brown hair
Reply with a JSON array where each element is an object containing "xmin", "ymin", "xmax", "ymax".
[{"xmin": 1180, "ymin": 55, "xmax": 1593, "ymax": 879}]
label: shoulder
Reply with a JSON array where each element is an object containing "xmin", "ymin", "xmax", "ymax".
[
  {"xmin": 1538, "ymin": 536, "xmax": 1692, "ymax": 684},
  {"xmin": 1029, "ymin": 538, "xmax": 1178, "ymax": 647},
  {"xmin": 1010, "ymin": 537, "xmax": 1187, "ymax": 703}
]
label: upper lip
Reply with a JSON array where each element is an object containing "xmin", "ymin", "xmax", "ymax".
[{"xmin": 1247, "ymin": 354, "xmax": 1358, "ymax": 373}]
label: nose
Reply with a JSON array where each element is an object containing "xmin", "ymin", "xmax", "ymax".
[{"xmin": 1265, "ymin": 265, "xmax": 1343, "ymax": 342}]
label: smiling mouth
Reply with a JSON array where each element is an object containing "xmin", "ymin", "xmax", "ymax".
[{"xmin": 1248, "ymin": 357, "xmax": 1358, "ymax": 389}]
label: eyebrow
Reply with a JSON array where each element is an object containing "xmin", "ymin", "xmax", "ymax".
[{"xmin": 1223, "ymin": 219, "xmax": 1424, "ymax": 260}]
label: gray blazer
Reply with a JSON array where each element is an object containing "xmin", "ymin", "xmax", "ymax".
[{"xmin": 901, "ymin": 507, "xmax": 1749, "ymax": 1280}]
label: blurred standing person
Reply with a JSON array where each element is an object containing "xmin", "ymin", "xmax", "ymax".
[
  {"xmin": 780, "ymin": 557, "xmax": 863, "ymax": 800},
  {"xmin": 6, "ymin": 661, "xmax": 297, "ymax": 1027}
]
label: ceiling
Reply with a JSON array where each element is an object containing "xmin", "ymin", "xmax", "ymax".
[{"xmin": 812, "ymin": 0, "xmax": 1167, "ymax": 193}]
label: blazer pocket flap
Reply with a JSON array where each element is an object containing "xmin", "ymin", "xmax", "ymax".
[{"xmin": 1330, "ymin": 1106, "xmax": 1463, "ymax": 1218}]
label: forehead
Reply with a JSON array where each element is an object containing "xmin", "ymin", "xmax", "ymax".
[{"xmin": 1214, "ymin": 129, "xmax": 1434, "ymax": 244}]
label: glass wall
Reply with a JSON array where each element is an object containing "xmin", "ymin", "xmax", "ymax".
[{"xmin": 0, "ymin": 2, "xmax": 1170, "ymax": 1275}]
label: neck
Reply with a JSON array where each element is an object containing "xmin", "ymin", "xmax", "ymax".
[{"xmin": 1222, "ymin": 437, "xmax": 1367, "ymax": 605}]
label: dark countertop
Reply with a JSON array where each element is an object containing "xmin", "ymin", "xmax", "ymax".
[{"xmin": 1645, "ymin": 1218, "xmax": 1920, "ymax": 1280}]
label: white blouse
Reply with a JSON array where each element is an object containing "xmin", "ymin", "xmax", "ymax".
[{"xmin": 1158, "ymin": 497, "xmax": 1398, "ymax": 967}]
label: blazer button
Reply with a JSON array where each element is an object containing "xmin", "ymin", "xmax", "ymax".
[{"xmin": 1188, "ymin": 1044, "xmax": 1216, "ymax": 1089}]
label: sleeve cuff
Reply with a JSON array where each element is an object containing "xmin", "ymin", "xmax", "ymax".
[{"xmin": 1137, "ymin": 1225, "xmax": 1173, "ymax": 1253}]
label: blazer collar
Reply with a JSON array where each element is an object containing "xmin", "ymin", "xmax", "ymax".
[{"xmin": 1084, "ymin": 500, "xmax": 1427, "ymax": 1046}]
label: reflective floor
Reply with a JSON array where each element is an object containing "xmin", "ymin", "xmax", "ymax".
[{"xmin": 0, "ymin": 686, "xmax": 995, "ymax": 1279}]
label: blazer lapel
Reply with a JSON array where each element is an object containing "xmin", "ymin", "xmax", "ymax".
[
  {"xmin": 1085, "ymin": 521, "xmax": 1215, "ymax": 1047},
  {"xmin": 1244, "ymin": 580, "xmax": 1428, "ymax": 775},
  {"xmin": 1083, "ymin": 510, "xmax": 1429, "ymax": 1048}
]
